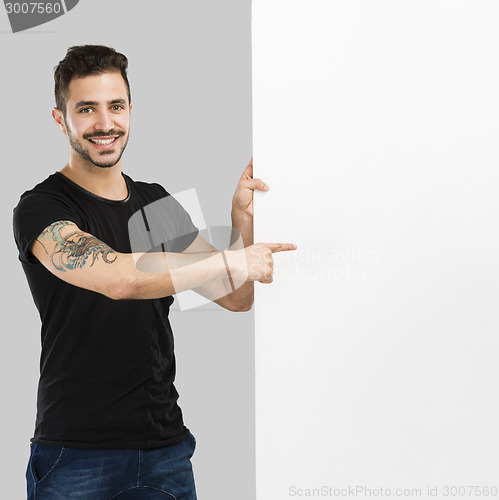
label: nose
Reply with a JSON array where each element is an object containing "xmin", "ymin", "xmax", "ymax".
[{"xmin": 94, "ymin": 109, "xmax": 114, "ymax": 132}]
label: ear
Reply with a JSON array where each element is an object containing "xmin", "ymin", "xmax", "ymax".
[
  {"xmin": 129, "ymin": 101, "xmax": 133, "ymax": 113},
  {"xmin": 52, "ymin": 108, "xmax": 68, "ymax": 135}
]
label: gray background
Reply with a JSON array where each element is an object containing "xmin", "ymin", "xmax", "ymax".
[{"xmin": 0, "ymin": 1, "xmax": 255, "ymax": 498}]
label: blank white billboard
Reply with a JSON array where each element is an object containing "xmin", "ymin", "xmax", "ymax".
[{"xmin": 252, "ymin": 2, "xmax": 499, "ymax": 499}]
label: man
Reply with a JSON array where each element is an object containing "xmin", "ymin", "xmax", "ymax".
[{"xmin": 12, "ymin": 45, "xmax": 296, "ymax": 500}]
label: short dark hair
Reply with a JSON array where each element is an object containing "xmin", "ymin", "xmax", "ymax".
[{"xmin": 54, "ymin": 45, "xmax": 131, "ymax": 114}]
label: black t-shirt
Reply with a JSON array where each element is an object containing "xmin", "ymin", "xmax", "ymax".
[{"xmin": 12, "ymin": 171, "xmax": 199, "ymax": 449}]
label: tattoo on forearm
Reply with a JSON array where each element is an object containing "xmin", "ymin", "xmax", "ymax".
[{"xmin": 38, "ymin": 220, "xmax": 117, "ymax": 271}]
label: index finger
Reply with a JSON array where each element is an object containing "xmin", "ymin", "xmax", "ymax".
[{"xmin": 265, "ymin": 243, "xmax": 298, "ymax": 253}]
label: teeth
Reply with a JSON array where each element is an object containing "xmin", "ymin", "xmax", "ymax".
[{"xmin": 90, "ymin": 138, "xmax": 116, "ymax": 145}]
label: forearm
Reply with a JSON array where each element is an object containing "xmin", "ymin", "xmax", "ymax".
[
  {"xmin": 228, "ymin": 210, "xmax": 255, "ymax": 309},
  {"xmin": 231, "ymin": 209, "xmax": 254, "ymax": 248},
  {"xmin": 117, "ymin": 250, "xmax": 228, "ymax": 300},
  {"xmin": 30, "ymin": 219, "xmax": 245, "ymax": 303}
]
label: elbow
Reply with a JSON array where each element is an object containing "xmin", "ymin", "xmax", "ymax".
[
  {"xmin": 232, "ymin": 290, "xmax": 254, "ymax": 312},
  {"xmin": 239, "ymin": 304, "xmax": 253, "ymax": 312},
  {"xmin": 233, "ymin": 300, "xmax": 253, "ymax": 312},
  {"xmin": 108, "ymin": 274, "xmax": 135, "ymax": 301}
]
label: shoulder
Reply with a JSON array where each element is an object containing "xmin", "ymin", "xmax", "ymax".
[
  {"xmin": 13, "ymin": 173, "xmax": 66, "ymax": 210},
  {"xmin": 13, "ymin": 172, "xmax": 83, "ymax": 232},
  {"xmin": 16, "ymin": 172, "xmax": 61, "ymax": 196}
]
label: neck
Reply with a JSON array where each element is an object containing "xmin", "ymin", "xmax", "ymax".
[{"xmin": 60, "ymin": 155, "xmax": 128, "ymax": 201}]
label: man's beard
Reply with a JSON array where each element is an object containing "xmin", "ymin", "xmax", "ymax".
[{"xmin": 66, "ymin": 121, "xmax": 129, "ymax": 169}]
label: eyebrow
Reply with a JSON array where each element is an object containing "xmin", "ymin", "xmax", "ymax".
[{"xmin": 74, "ymin": 98, "xmax": 127, "ymax": 109}]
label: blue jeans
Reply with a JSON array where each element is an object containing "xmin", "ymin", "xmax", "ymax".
[{"xmin": 26, "ymin": 433, "xmax": 197, "ymax": 499}]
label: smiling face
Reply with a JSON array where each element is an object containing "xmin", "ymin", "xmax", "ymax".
[{"xmin": 53, "ymin": 71, "xmax": 132, "ymax": 169}]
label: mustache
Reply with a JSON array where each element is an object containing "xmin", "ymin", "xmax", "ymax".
[{"xmin": 83, "ymin": 130, "xmax": 126, "ymax": 139}]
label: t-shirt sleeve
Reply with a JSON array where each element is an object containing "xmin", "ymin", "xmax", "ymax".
[
  {"xmin": 13, "ymin": 192, "xmax": 83, "ymax": 265},
  {"xmin": 128, "ymin": 184, "xmax": 199, "ymax": 255},
  {"xmin": 154, "ymin": 185, "xmax": 199, "ymax": 253},
  {"xmin": 165, "ymin": 194, "xmax": 199, "ymax": 252}
]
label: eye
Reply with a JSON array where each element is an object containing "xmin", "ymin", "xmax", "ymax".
[
  {"xmin": 79, "ymin": 107, "xmax": 92, "ymax": 114},
  {"xmin": 111, "ymin": 104, "xmax": 124, "ymax": 111}
]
